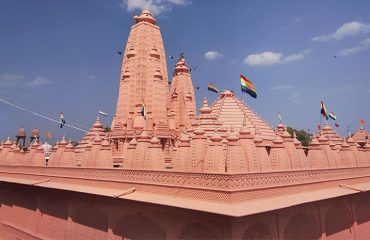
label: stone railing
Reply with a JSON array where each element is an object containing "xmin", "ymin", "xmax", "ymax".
[{"xmin": 1, "ymin": 165, "xmax": 370, "ymax": 192}]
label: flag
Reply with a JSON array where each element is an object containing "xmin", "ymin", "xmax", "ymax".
[
  {"xmin": 98, "ymin": 111, "xmax": 108, "ymax": 116},
  {"xmin": 207, "ymin": 83, "xmax": 219, "ymax": 93},
  {"xmin": 320, "ymin": 101, "xmax": 328, "ymax": 120},
  {"xmin": 360, "ymin": 118, "xmax": 366, "ymax": 125},
  {"xmin": 329, "ymin": 111, "xmax": 336, "ymax": 120},
  {"xmin": 141, "ymin": 103, "xmax": 146, "ymax": 120},
  {"xmin": 335, "ymin": 123, "xmax": 340, "ymax": 127},
  {"xmin": 60, "ymin": 112, "xmax": 66, "ymax": 128},
  {"xmin": 240, "ymin": 74, "xmax": 257, "ymax": 98},
  {"xmin": 45, "ymin": 130, "xmax": 53, "ymax": 138},
  {"xmin": 278, "ymin": 112, "xmax": 282, "ymax": 123}
]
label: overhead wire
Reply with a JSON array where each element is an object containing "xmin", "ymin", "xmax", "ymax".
[{"xmin": 0, "ymin": 97, "xmax": 88, "ymax": 133}]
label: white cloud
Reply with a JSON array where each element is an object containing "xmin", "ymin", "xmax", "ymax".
[
  {"xmin": 338, "ymin": 37, "xmax": 370, "ymax": 56},
  {"xmin": 0, "ymin": 74, "xmax": 51, "ymax": 88},
  {"xmin": 0, "ymin": 74, "xmax": 24, "ymax": 81},
  {"xmin": 244, "ymin": 49, "xmax": 311, "ymax": 66},
  {"xmin": 283, "ymin": 49, "xmax": 311, "ymax": 63},
  {"xmin": 120, "ymin": 0, "xmax": 190, "ymax": 15},
  {"xmin": 293, "ymin": 17, "xmax": 302, "ymax": 23},
  {"xmin": 338, "ymin": 46, "xmax": 367, "ymax": 56},
  {"xmin": 204, "ymin": 51, "xmax": 224, "ymax": 60},
  {"xmin": 333, "ymin": 85, "xmax": 355, "ymax": 93},
  {"xmin": 270, "ymin": 85, "xmax": 295, "ymax": 90},
  {"xmin": 244, "ymin": 52, "xmax": 282, "ymax": 66},
  {"xmin": 167, "ymin": 0, "xmax": 188, "ymax": 4},
  {"xmin": 288, "ymin": 91, "xmax": 302, "ymax": 104},
  {"xmin": 24, "ymin": 77, "xmax": 52, "ymax": 88},
  {"xmin": 360, "ymin": 37, "xmax": 370, "ymax": 45},
  {"xmin": 0, "ymin": 74, "xmax": 25, "ymax": 87},
  {"xmin": 312, "ymin": 21, "xmax": 370, "ymax": 42}
]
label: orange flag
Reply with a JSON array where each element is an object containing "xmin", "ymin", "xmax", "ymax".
[{"xmin": 45, "ymin": 130, "xmax": 53, "ymax": 139}]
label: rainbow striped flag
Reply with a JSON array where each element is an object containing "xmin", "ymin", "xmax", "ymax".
[
  {"xmin": 329, "ymin": 111, "xmax": 336, "ymax": 120},
  {"xmin": 320, "ymin": 101, "xmax": 328, "ymax": 120},
  {"xmin": 240, "ymin": 74, "xmax": 257, "ymax": 98}
]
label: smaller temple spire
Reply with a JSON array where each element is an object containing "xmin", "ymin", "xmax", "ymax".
[
  {"xmin": 199, "ymin": 98, "xmax": 212, "ymax": 115},
  {"xmin": 134, "ymin": 9, "xmax": 156, "ymax": 25},
  {"xmin": 173, "ymin": 53, "xmax": 190, "ymax": 74},
  {"xmin": 169, "ymin": 54, "xmax": 196, "ymax": 132},
  {"xmin": 16, "ymin": 126, "xmax": 26, "ymax": 148},
  {"xmin": 30, "ymin": 127, "xmax": 40, "ymax": 145}
]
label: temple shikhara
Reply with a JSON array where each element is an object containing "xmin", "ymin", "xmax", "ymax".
[{"xmin": 2, "ymin": 10, "xmax": 370, "ymax": 240}]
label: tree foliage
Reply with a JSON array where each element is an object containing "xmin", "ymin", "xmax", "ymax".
[{"xmin": 287, "ymin": 127, "xmax": 311, "ymax": 147}]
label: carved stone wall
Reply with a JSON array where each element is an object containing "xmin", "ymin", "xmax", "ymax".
[{"xmin": 1, "ymin": 182, "xmax": 370, "ymax": 239}]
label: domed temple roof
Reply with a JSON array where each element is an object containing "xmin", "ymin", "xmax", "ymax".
[
  {"xmin": 320, "ymin": 121, "xmax": 343, "ymax": 145},
  {"xmin": 352, "ymin": 126, "xmax": 369, "ymax": 143},
  {"xmin": 209, "ymin": 90, "xmax": 276, "ymax": 142}
]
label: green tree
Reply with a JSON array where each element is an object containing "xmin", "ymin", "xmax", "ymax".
[
  {"xmin": 104, "ymin": 127, "xmax": 111, "ymax": 133},
  {"xmin": 287, "ymin": 127, "xmax": 311, "ymax": 147}
]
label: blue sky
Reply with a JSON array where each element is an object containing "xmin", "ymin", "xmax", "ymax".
[{"xmin": 1, "ymin": 0, "xmax": 369, "ymax": 143}]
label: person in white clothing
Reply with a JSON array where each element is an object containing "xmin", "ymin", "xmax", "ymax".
[{"xmin": 42, "ymin": 141, "xmax": 53, "ymax": 166}]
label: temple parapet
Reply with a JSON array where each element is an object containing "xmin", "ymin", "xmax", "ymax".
[
  {"xmin": 1, "ymin": 164, "xmax": 370, "ymax": 212},
  {"xmin": 1, "ymin": 112, "xmax": 370, "ymax": 174}
]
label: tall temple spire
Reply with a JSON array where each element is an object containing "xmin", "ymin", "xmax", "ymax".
[
  {"xmin": 169, "ymin": 53, "xmax": 196, "ymax": 131},
  {"xmin": 112, "ymin": 9, "xmax": 169, "ymax": 137}
]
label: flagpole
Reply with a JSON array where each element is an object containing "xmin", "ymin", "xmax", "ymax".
[{"xmin": 204, "ymin": 86, "xmax": 208, "ymax": 100}]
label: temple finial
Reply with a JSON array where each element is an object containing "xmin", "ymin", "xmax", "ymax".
[{"xmin": 278, "ymin": 112, "xmax": 282, "ymax": 123}]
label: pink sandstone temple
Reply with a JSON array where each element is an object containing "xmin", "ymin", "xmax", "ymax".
[{"xmin": 1, "ymin": 9, "xmax": 370, "ymax": 240}]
